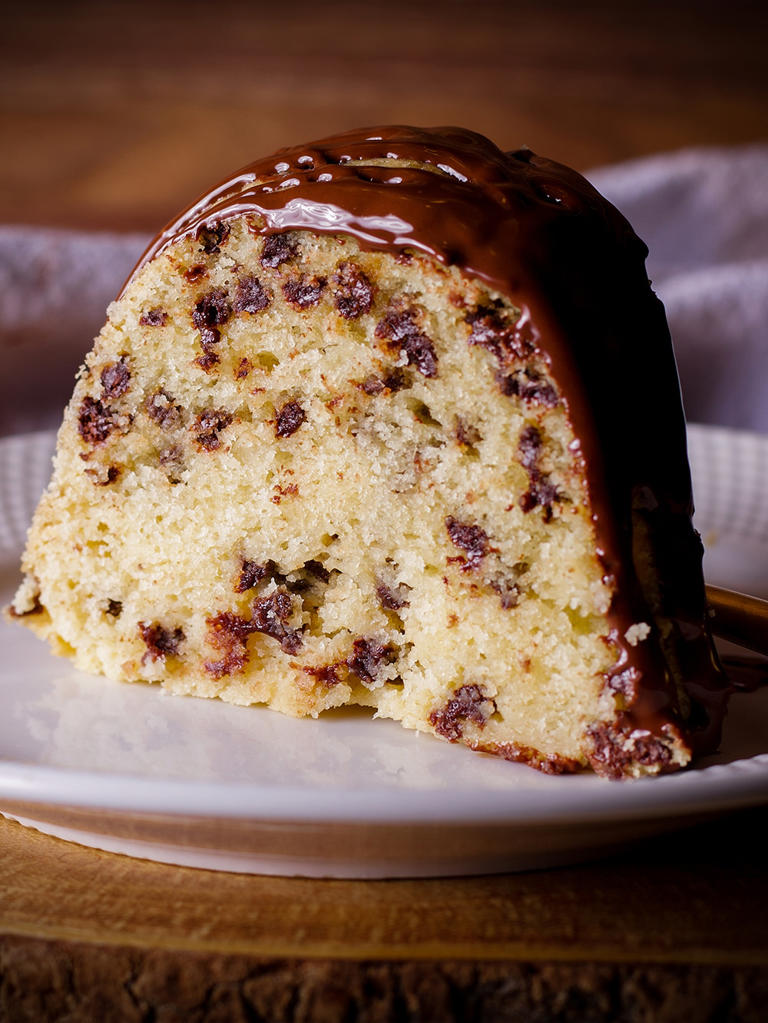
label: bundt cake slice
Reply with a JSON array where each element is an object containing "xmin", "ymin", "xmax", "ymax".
[{"xmin": 10, "ymin": 126, "xmax": 729, "ymax": 778}]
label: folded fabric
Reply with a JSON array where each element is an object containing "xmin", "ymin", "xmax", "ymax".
[
  {"xmin": 0, "ymin": 227, "xmax": 146, "ymax": 436},
  {"xmin": 1, "ymin": 144, "xmax": 766, "ymax": 435}
]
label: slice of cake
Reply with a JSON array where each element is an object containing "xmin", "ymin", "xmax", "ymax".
[{"xmin": 10, "ymin": 126, "xmax": 729, "ymax": 778}]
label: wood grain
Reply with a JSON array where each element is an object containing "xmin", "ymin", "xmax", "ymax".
[
  {"xmin": 2, "ymin": 0, "xmax": 767, "ymax": 233},
  {"xmin": 2, "ymin": 935, "xmax": 767, "ymax": 1023},
  {"xmin": 3, "ymin": 811, "xmax": 768, "ymax": 965},
  {"xmin": 3, "ymin": 811, "xmax": 768, "ymax": 1020}
]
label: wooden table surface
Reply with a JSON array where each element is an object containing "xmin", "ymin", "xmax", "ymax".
[
  {"xmin": 2, "ymin": 806, "xmax": 768, "ymax": 1021},
  {"xmin": 2, "ymin": 0, "xmax": 767, "ymax": 233},
  {"xmin": 2, "ymin": 1, "xmax": 768, "ymax": 1019}
]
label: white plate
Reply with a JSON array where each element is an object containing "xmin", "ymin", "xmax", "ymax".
[{"xmin": 1, "ymin": 426, "xmax": 767, "ymax": 877}]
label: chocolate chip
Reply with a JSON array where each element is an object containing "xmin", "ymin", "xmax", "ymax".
[
  {"xmin": 429, "ymin": 684, "xmax": 496, "ymax": 741},
  {"xmin": 252, "ymin": 591, "xmax": 303, "ymax": 653},
  {"xmin": 358, "ymin": 368, "xmax": 409, "ymax": 395},
  {"xmin": 359, "ymin": 376, "xmax": 385, "ymax": 395},
  {"xmin": 195, "ymin": 343, "xmax": 220, "ymax": 372},
  {"xmin": 466, "ymin": 305, "xmax": 535, "ymax": 364},
  {"xmin": 236, "ymin": 559, "xmax": 271, "ymax": 593},
  {"xmin": 157, "ymin": 446, "xmax": 184, "ymax": 483},
  {"xmin": 213, "ymin": 612, "xmax": 258, "ymax": 643},
  {"xmin": 520, "ymin": 478, "xmax": 559, "ymax": 521},
  {"xmin": 332, "ymin": 262, "xmax": 374, "ymax": 319},
  {"xmin": 375, "ymin": 305, "xmax": 421, "ymax": 343},
  {"xmin": 283, "ymin": 564, "xmax": 325, "ymax": 593},
  {"xmin": 261, "ymin": 233, "xmax": 298, "ymax": 268},
  {"xmin": 346, "ymin": 637, "xmax": 394, "ymax": 687},
  {"xmin": 138, "ymin": 622, "xmax": 184, "ymax": 662},
  {"xmin": 204, "ymin": 611, "xmax": 257, "ymax": 678},
  {"xmin": 235, "ymin": 358, "xmax": 253, "ymax": 379},
  {"xmin": 490, "ymin": 577, "xmax": 520, "ymax": 609},
  {"xmin": 199, "ymin": 326, "xmax": 221, "ymax": 349},
  {"xmin": 376, "ymin": 582, "xmax": 410, "ymax": 610},
  {"xmin": 302, "ymin": 663, "xmax": 343, "ymax": 687},
  {"xmin": 191, "ymin": 289, "xmax": 230, "ymax": 371},
  {"xmin": 105, "ymin": 599, "xmax": 122, "ymax": 618},
  {"xmin": 146, "ymin": 390, "xmax": 182, "ymax": 428},
  {"xmin": 282, "ymin": 275, "xmax": 327, "ymax": 309},
  {"xmin": 192, "ymin": 289, "xmax": 231, "ymax": 330},
  {"xmin": 234, "ymin": 559, "xmax": 304, "ymax": 594},
  {"xmin": 500, "ymin": 370, "xmax": 558, "ymax": 408},
  {"xmin": 276, "ymin": 400, "xmax": 306, "ymax": 438},
  {"xmin": 445, "ymin": 516, "xmax": 489, "ymax": 569},
  {"xmin": 517, "ymin": 424, "xmax": 542, "ymax": 470},
  {"xmin": 140, "ymin": 308, "xmax": 168, "ymax": 327},
  {"xmin": 234, "ymin": 275, "xmax": 271, "ymax": 314},
  {"xmin": 185, "ymin": 264, "xmax": 208, "ymax": 283},
  {"xmin": 197, "ymin": 221, "xmax": 230, "ymax": 254},
  {"xmin": 402, "ymin": 333, "xmax": 437, "ymax": 378},
  {"xmin": 192, "ymin": 408, "xmax": 234, "ymax": 451},
  {"xmin": 587, "ymin": 722, "xmax": 673, "ymax": 779},
  {"xmin": 374, "ymin": 305, "xmax": 437, "ymax": 378},
  {"xmin": 78, "ymin": 396, "xmax": 117, "ymax": 445},
  {"xmin": 517, "ymin": 426, "xmax": 559, "ymax": 520},
  {"xmin": 607, "ymin": 667, "xmax": 641, "ymax": 700}
]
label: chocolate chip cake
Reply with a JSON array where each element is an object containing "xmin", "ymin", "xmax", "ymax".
[{"xmin": 10, "ymin": 126, "xmax": 729, "ymax": 778}]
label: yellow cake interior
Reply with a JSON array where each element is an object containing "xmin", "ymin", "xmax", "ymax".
[{"xmin": 14, "ymin": 218, "xmax": 673, "ymax": 773}]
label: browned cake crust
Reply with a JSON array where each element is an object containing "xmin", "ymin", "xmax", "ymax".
[{"xmin": 11, "ymin": 126, "xmax": 730, "ymax": 777}]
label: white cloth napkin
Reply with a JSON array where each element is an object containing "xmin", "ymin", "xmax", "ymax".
[
  {"xmin": 589, "ymin": 145, "xmax": 768, "ymax": 434},
  {"xmin": 1, "ymin": 144, "xmax": 766, "ymax": 435},
  {"xmin": 0, "ymin": 227, "xmax": 147, "ymax": 436}
]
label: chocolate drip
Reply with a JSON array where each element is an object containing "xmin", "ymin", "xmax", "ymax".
[{"xmin": 124, "ymin": 125, "xmax": 729, "ymax": 757}]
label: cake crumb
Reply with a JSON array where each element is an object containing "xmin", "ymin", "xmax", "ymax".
[
  {"xmin": 625, "ymin": 622, "xmax": 651, "ymax": 646},
  {"xmin": 10, "ymin": 575, "xmax": 43, "ymax": 617}
]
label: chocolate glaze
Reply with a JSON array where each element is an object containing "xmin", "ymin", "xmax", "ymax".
[{"xmin": 127, "ymin": 125, "xmax": 730, "ymax": 763}]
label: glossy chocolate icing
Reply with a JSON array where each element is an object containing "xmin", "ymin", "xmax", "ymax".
[{"xmin": 129, "ymin": 125, "xmax": 730, "ymax": 762}]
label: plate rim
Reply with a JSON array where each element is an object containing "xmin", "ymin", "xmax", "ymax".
[
  {"xmin": 2, "ymin": 743, "xmax": 768, "ymax": 826},
  {"xmin": 1, "ymin": 425, "xmax": 768, "ymax": 834}
]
